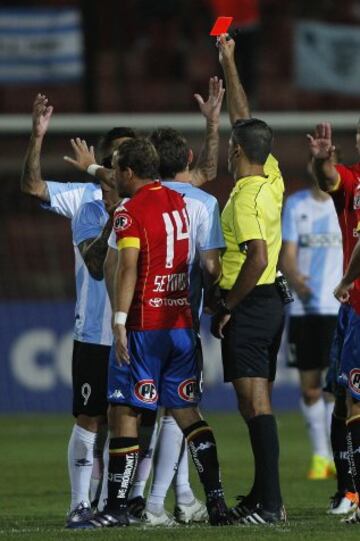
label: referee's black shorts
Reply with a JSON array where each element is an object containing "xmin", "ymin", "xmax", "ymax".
[
  {"xmin": 72, "ymin": 339, "xmax": 110, "ymax": 418},
  {"xmin": 221, "ymin": 284, "xmax": 284, "ymax": 382},
  {"xmin": 288, "ymin": 315, "xmax": 337, "ymax": 371}
]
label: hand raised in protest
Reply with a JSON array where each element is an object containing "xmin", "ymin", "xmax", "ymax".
[
  {"xmin": 307, "ymin": 123, "xmax": 336, "ymax": 159},
  {"xmin": 64, "ymin": 138, "xmax": 97, "ymax": 172},
  {"xmin": 32, "ymin": 94, "xmax": 54, "ymax": 138},
  {"xmin": 194, "ymin": 76, "xmax": 225, "ymax": 124}
]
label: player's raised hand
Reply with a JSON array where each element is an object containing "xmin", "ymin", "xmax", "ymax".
[
  {"xmin": 334, "ymin": 279, "xmax": 353, "ymax": 304},
  {"xmin": 64, "ymin": 137, "xmax": 97, "ymax": 172},
  {"xmin": 217, "ymin": 33, "xmax": 235, "ymax": 66},
  {"xmin": 113, "ymin": 324, "xmax": 130, "ymax": 365},
  {"xmin": 307, "ymin": 123, "xmax": 336, "ymax": 159},
  {"xmin": 32, "ymin": 93, "xmax": 54, "ymax": 138},
  {"xmin": 194, "ymin": 76, "xmax": 225, "ymax": 123}
]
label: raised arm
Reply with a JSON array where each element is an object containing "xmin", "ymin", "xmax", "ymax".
[
  {"xmin": 307, "ymin": 123, "xmax": 338, "ymax": 192},
  {"xmin": 191, "ymin": 76, "xmax": 225, "ymax": 187},
  {"xmin": 64, "ymin": 138, "xmax": 115, "ymax": 188},
  {"xmin": 218, "ymin": 34, "xmax": 250, "ymax": 124},
  {"xmin": 113, "ymin": 247, "xmax": 139, "ymax": 364},
  {"xmin": 21, "ymin": 94, "xmax": 53, "ymax": 201}
]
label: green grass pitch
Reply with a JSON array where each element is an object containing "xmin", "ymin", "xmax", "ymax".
[{"xmin": 0, "ymin": 412, "xmax": 356, "ymax": 540}]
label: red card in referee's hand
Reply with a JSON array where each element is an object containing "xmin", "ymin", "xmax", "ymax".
[{"xmin": 210, "ymin": 16, "xmax": 233, "ymax": 36}]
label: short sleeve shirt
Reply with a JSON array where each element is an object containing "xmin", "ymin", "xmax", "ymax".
[
  {"xmin": 220, "ymin": 154, "xmax": 284, "ymax": 290},
  {"xmin": 113, "ymin": 182, "xmax": 192, "ymax": 331}
]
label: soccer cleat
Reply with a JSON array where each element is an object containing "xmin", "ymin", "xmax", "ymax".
[
  {"xmin": 307, "ymin": 455, "xmax": 333, "ymax": 480},
  {"xmin": 327, "ymin": 492, "xmax": 359, "ymax": 515},
  {"xmin": 342, "ymin": 506, "xmax": 360, "ymax": 524},
  {"xmin": 326, "ymin": 460, "xmax": 337, "ymax": 479},
  {"xmin": 66, "ymin": 501, "xmax": 93, "ymax": 529},
  {"xmin": 206, "ymin": 498, "xmax": 234, "ymax": 526},
  {"xmin": 128, "ymin": 496, "xmax": 146, "ymax": 519},
  {"xmin": 230, "ymin": 494, "xmax": 259, "ymax": 520},
  {"xmin": 85, "ymin": 508, "xmax": 129, "ymax": 528},
  {"xmin": 174, "ymin": 498, "xmax": 209, "ymax": 524},
  {"xmin": 241, "ymin": 504, "xmax": 287, "ymax": 525},
  {"xmin": 141, "ymin": 508, "xmax": 177, "ymax": 526}
]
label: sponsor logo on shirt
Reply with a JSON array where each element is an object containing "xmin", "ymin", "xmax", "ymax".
[
  {"xmin": 298, "ymin": 233, "xmax": 342, "ymax": 248},
  {"xmin": 134, "ymin": 379, "xmax": 158, "ymax": 404},
  {"xmin": 153, "ymin": 273, "xmax": 188, "ymax": 292},
  {"xmin": 114, "ymin": 213, "xmax": 132, "ymax": 231},
  {"xmin": 149, "ymin": 297, "xmax": 190, "ymax": 308}
]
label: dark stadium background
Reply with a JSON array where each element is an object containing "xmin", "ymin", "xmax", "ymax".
[{"xmin": 0, "ymin": 0, "xmax": 360, "ymax": 414}]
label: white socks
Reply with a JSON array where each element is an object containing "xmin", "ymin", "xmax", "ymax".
[
  {"xmin": 146, "ymin": 416, "xmax": 194, "ymax": 514},
  {"xmin": 67, "ymin": 424, "xmax": 96, "ymax": 511},
  {"xmin": 173, "ymin": 440, "xmax": 194, "ymax": 505},
  {"xmin": 300, "ymin": 397, "xmax": 331, "ymax": 458},
  {"xmin": 129, "ymin": 421, "xmax": 159, "ymax": 500}
]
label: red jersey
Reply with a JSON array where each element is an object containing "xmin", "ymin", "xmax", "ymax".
[
  {"xmin": 331, "ymin": 162, "xmax": 360, "ymax": 313},
  {"xmin": 113, "ymin": 182, "xmax": 192, "ymax": 331}
]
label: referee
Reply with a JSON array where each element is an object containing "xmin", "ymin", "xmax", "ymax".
[{"xmin": 211, "ymin": 34, "xmax": 285, "ymax": 525}]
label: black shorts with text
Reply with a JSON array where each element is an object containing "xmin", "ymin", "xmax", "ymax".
[
  {"xmin": 288, "ymin": 315, "xmax": 337, "ymax": 371},
  {"xmin": 221, "ymin": 284, "xmax": 284, "ymax": 382},
  {"xmin": 72, "ymin": 340, "xmax": 110, "ymax": 417}
]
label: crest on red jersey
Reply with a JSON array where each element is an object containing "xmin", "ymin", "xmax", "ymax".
[{"xmin": 114, "ymin": 213, "xmax": 132, "ymax": 231}]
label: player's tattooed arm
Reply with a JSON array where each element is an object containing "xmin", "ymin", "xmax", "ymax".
[
  {"xmin": 218, "ymin": 34, "xmax": 250, "ymax": 124},
  {"xmin": 64, "ymin": 138, "xmax": 115, "ymax": 189},
  {"xmin": 307, "ymin": 123, "xmax": 339, "ymax": 192},
  {"xmin": 78, "ymin": 217, "xmax": 114, "ymax": 280},
  {"xmin": 280, "ymin": 241, "xmax": 312, "ymax": 300},
  {"xmin": 200, "ymin": 248, "xmax": 222, "ymax": 313},
  {"xmin": 21, "ymin": 94, "xmax": 53, "ymax": 202},
  {"xmin": 192, "ymin": 77, "xmax": 225, "ymax": 186}
]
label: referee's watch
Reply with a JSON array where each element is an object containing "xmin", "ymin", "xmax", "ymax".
[{"xmin": 216, "ymin": 298, "xmax": 232, "ymax": 315}]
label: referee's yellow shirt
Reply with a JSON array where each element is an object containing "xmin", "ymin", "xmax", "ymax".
[{"xmin": 220, "ymin": 154, "xmax": 284, "ymax": 290}]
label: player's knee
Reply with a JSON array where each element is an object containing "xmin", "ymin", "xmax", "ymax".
[
  {"xmin": 237, "ymin": 395, "xmax": 272, "ymax": 421},
  {"xmin": 76, "ymin": 414, "xmax": 103, "ymax": 433},
  {"xmin": 302, "ymin": 387, "xmax": 321, "ymax": 405},
  {"xmin": 169, "ymin": 406, "xmax": 201, "ymax": 431}
]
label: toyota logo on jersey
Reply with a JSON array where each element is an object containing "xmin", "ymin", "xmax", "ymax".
[
  {"xmin": 134, "ymin": 380, "xmax": 158, "ymax": 403},
  {"xmin": 114, "ymin": 213, "xmax": 132, "ymax": 231},
  {"xmin": 178, "ymin": 378, "xmax": 198, "ymax": 402}
]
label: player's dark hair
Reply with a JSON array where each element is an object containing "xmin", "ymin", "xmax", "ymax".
[
  {"xmin": 98, "ymin": 127, "xmax": 136, "ymax": 167},
  {"xmin": 232, "ymin": 118, "xmax": 273, "ymax": 165},
  {"xmin": 115, "ymin": 137, "xmax": 159, "ymax": 180},
  {"xmin": 149, "ymin": 127, "xmax": 189, "ymax": 179}
]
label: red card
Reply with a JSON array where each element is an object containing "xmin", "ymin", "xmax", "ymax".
[{"xmin": 210, "ymin": 16, "xmax": 234, "ymax": 36}]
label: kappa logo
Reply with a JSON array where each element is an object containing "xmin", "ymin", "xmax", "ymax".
[
  {"xmin": 349, "ymin": 369, "xmax": 360, "ymax": 393},
  {"xmin": 178, "ymin": 378, "xmax": 198, "ymax": 402},
  {"xmin": 114, "ymin": 213, "xmax": 132, "ymax": 231},
  {"xmin": 109, "ymin": 389, "xmax": 125, "ymax": 400},
  {"xmin": 134, "ymin": 379, "xmax": 158, "ymax": 404}
]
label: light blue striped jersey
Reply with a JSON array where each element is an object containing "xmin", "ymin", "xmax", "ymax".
[
  {"xmin": 72, "ymin": 200, "xmax": 112, "ymax": 346},
  {"xmin": 44, "ymin": 181, "xmax": 110, "ymax": 344},
  {"xmin": 43, "ymin": 181, "xmax": 102, "ymax": 218},
  {"xmin": 282, "ymin": 189, "xmax": 343, "ymax": 315}
]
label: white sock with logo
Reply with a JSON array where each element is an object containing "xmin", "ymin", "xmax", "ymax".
[
  {"xmin": 300, "ymin": 397, "xmax": 331, "ymax": 458},
  {"xmin": 129, "ymin": 421, "xmax": 159, "ymax": 500},
  {"xmin": 68, "ymin": 424, "xmax": 96, "ymax": 511},
  {"xmin": 146, "ymin": 416, "xmax": 193, "ymax": 514}
]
